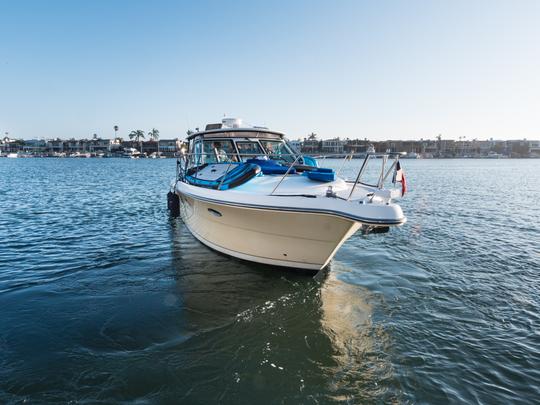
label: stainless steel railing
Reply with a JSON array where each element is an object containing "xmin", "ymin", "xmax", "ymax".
[
  {"xmin": 176, "ymin": 151, "xmax": 402, "ymax": 196},
  {"xmin": 269, "ymin": 154, "xmax": 302, "ymax": 195}
]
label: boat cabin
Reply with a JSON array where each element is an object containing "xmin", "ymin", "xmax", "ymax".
[
  {"xmin": 186, "ymin": 118, "xmax": 297, "ymax": 165},
  {"xmin": 179, "ymin": 118, "xmax": 331, "ymax": 190}
]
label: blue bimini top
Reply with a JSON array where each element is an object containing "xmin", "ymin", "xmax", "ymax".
[{"xmin": 185, "ymin": 163, "xmax": 261, "ymax": 190}]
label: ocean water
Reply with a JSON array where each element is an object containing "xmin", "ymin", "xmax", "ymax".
[{"xmin": 0, "ymin": 158, "xmax": 539, "ymax": 404}]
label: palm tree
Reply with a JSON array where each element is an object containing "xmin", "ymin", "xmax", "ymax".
[
  {"xmin": 148, "ymin": 128, "xmax": 160, "ymax": 156},
  {"xmin": 129, "ymin": 130, "xmax": 145, "ymax": 152},
  {"xmin": 148, "ymin": 128, "xmax": 159, "ymax": 141}
]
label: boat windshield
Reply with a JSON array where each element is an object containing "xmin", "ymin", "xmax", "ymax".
[
  {"xmin": 236, "ymin": 141, "xmax": 264, "ymax": 161},
  {"xmin": 260, "ymin": 140, "xmax": 295, "ymax": 163},
  {"xmin": 202, "ymin": 140, "xmax": 238, "ymax": 163}
]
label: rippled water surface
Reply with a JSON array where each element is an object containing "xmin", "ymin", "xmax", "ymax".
[{"xmin": 1, "ymin": 158, "xmax": 539, "ymax": 403}]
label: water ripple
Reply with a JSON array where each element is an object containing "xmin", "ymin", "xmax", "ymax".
[{"xmin": 0, "ymin": 158, "xmax": 539, "ymax": 403}]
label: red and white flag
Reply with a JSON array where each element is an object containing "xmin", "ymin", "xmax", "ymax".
[{"xmin": 393, "ymin": 161, "xmax": 407, "ymax": 196}]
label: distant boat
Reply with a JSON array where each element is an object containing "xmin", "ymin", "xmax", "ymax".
[
  {"xmin": 149, "ymin": 152, "xmax": 167, "ymax": 159},
  {"xmin": 402, "ymin": 151, "xmax": 421, "ymax": 159},
  {"xmin": 123, "ymin": 148, "xmax": 141, "ymax": 159},
  {"xmin": 7, "ymin": 152, "xmax": 19, "ymax": 158},
  {"xmin": 486, "ymin": 152, "xmax": 504, "ymax": 159}
]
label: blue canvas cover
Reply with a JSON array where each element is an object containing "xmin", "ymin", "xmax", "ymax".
[
  {"xmin": 246, "ymin": 158, "xmax": 296, "ymax": 175},
  {"xmin": 302, "ymin": 156, "xmax": 319, "ymax": 168},
  {"xmin": 305, "ymin": 167, "xmax": 336, "ymax": 182},
  {"xmin": 185, "ymin": 163, "xmax": 261, "ymax": 190}
]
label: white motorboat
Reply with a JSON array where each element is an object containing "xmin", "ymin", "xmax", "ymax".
[
  {"xmin": 170, "ymin": 118, "xmax": 407, "ymax": 271},
  {"xmin": 121, "ymin": 148, "xmax": 141, "ymax": 158},
  {"xmin": 403, "ymin": 151, "xmax": 421, "ymax": 159}
]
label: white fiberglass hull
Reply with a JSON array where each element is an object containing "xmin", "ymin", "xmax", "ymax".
[
  {"xmin": 177, "ymin": 193, "xmax": 361, "ymax": 271},
  {"xmin": 175, "ymin": 174, "xmax": 405, "ymax": 271}
]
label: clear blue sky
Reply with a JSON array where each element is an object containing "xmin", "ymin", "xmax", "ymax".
[{"xmin": 1, "ymin": 0, "xmax": 539, "ymax": 140}]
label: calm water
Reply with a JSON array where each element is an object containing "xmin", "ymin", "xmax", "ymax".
[{"xmin": 1, "ymin": 158, "xmax": 539, "ymax": 404}]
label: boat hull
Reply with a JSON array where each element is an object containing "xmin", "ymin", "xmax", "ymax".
[{"xmin": 177, "ymin": 192, "xmax": 361, "ymax": 270}]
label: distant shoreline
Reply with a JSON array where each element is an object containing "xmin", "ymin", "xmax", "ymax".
[
  {"xmin": 1, "ymin": 154, "xmax": 538, "ymax": 160},
  {"xmin": 0, "ymin": 153, "xmax": 175, "ymax": 159}
]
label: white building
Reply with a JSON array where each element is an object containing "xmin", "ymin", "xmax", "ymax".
[
  {"xmin": 159, "ymin": 139, "xmax": 181, "ymax": 156},
  {"xmin": 321, "ymin": 137, "xmax": 345, "ymax": 154},
  {"xmin": 288, "ymin": 139, "xmax": 302, "ymax": 153},
  {"xmin": 528, "ymin": 140, "xmax": 540, "ymax": 157}
]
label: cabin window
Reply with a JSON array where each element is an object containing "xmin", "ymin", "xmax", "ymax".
[
  {"xmin": 236, "ymin": 141, "xmax": 264, "ymax": 161},
  {"xmin": 260, "ymin": 140, "xmax": 295, "ymax": 163},
  {"xmin": 202, "ymin": 140, "xmax": 237, "ymax": 163},
  {"xmin": 193, "ymin": 140, "xmax": 203, "ymax": 165}
]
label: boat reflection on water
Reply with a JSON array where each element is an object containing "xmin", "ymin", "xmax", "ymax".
[
  {"xmin": 167, "ymin": 221, "xmax": 397, "ymax": 403},
  {"xmin": 319, "ymin": 263, "xmax": 396, "ymax": 402}
]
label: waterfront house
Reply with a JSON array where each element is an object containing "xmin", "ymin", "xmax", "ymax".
[
  {"xmin": 141, "ymin": 141, "xmax": 159, "ymax": 155},
  {"xmin": 46, "ymin": 139, "xmax": 64, "ymax": 153},
  {"xmin": 288, "ymin": 139, "xmax": 302, "ymax": 153},
  {"xmin": 78, "ymin": 139, "xmax": 93, "ymax": 153},
  {"xmin": 344, "ymin": 139, "xmax": 369, "ymax": 154},
  {"xmin": 64, "ymin": 139, "xmax": 81, "ymax": 154},
  {"xmin": 473, "ymin": 140, "xmax": 493, "ymax": 157},
  {"xmin": 88, "ymin": 138, "xmax": 111, "ymax": 154},
  {"xmin": 423, "ymin": 140, "xmax": 438, "ymax": 157},
  {"xmin": 376, "ymin": 140, "xmax": 401, "ymax": 154},
  {"xmin": 0, "ymin": 137, "xmax": 20, "ymax": 154},
  {"xmin": 158, "ymin": 139, "xmax": 180, "ymax": 157},
  {"xmin": 529, "ymin": 140, "xmax": 540, "ymax": 157},
  {"xmin": 507, "ymin": 140, "xmax": 532, "ymax": 158},
  {"xmin": 322, "ymin": 138, "xmax": 345, "ymax": 154},
  {"xmin": 301, "ymin": 133, "xmax": 320, "ymax": 153},
  {"xmin": 23, "ymin": 139, "xmax": 47, "ymax": 155}
]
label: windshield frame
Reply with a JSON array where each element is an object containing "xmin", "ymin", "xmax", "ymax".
[
  {"xmin": 188, "ymin": 136, "xmax": 299, "ymax": 166},
  {"xmin": 235, "ymin": 140, "xmax": 266, "ymax": 161},
  {"xmin": 259, "ymin": 140, "xmax": 296, "ymax": 163}
]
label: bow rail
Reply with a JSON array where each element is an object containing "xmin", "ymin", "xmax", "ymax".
[{"xmin": 176, "ymin": 151, "xmax": 402, "ymax": 196}]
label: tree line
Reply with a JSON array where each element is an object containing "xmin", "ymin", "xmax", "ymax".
[{"xmin": 109, "ymin": 126, "xmax": 160, "ymax": 143}]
